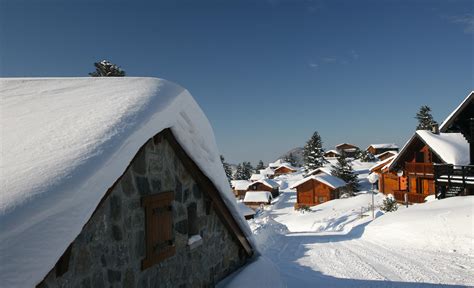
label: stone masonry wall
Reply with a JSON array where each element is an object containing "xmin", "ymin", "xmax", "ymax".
[{"xmin": 39, "ymin": 136, "xmax": 248, "ymax": 288}]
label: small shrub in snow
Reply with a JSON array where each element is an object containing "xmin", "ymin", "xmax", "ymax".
[
  {"xmin": 380, "ymin": 195, "xmax": 398, "ymax": 212},
  {"xmin": 295, "ymin": 205, "xmax": 311, "ymax": 213}
]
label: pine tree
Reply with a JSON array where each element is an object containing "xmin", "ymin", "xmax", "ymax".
[
  {"xmin": 89, "ymin": 60, "xmax": 126, "ymax": 77},
  {"xmin": 220, "ymin": 155, "xmax": 233, "ymax": 185},
  {"xmin": 243, "ymin": 161, "xmax": 254, "ymax": 179},
  {"xmin": 284, "ymin": 153, "xmax": 298, "ymax": 167},
  {"xmin": 234, "ymin": 164, "xmax": 245, "ymax": 180},
  {"xmin": 256, "ymin": 160, "xmax": 265, "ymax": 171},
  {"xmin": 415, "ymin": 105, "xmax": 437, "ymax": 130},
  {"xmin": 355, "ymin": 149, "xmax": 376, "ymax": 162},
  {"xmin": 303, "ymin": 131, "xmax": 325, "ymax": 171},
  {"xmin": 331, "ymin": 154, "xmax": 360, "ymax": 193}
]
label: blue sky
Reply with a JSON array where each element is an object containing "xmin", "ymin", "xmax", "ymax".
[{"xmin": 1, "ymin": 0, "xmax": 473, "ymax": 164}]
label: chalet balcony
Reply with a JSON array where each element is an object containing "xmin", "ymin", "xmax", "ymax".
[
  {"xmin": 434, "ymin": 164, "xmax": 474, "ymax": 198},
  {"xmin": 405, "ymin": 162, "xmax": 434, "ymax": 177},
  {"xmin": 393, "ymin": 190, "xmax": 427, "ymax": 204}
]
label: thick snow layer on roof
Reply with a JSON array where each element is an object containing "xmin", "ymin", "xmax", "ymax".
[
  {"xmin": 236, "ymin": 202, "xmax": 256, "ymax": 217},
  {"xmin": 244, "ymin": 191, "xmax": 273, "ymax": 203},
  {"xmin": 232, "ymin": 180, "xmax": 252, "ymax": 190},
  {"xmin": 275, "ymin": 163, "xmax": 297, "ymax": 171},
  {"xmin": 368, "ymin": 143, "xmax": 398, "ymax": 149},
  {"xmin": 416, "ymin": 131, "xmax": 469, "ymax": 165},
  {"xmin": 254, "ymin": 178, "xmax": 280, "ymax": 189},
  {"xmin": 0, "ymin": 77, "xmax": 254, "ymax": 287},
  {"xmin": 290, "ymin": 174, "xmax": 346, "ymax": 189},
  {"xmin": 268, "ymin": 159, "xmax": 290, "ymax": 168},
  {"xmin": 305, "ymin": 167, "xmax": 332, "ymax": 176},
  {"xmin": 324, "ymin": 149, "xmax": 340, "ymax": 155},
  {"xmin": 259, "ymin": 168, "xmax": 275, "ymax": 175},
  {"xmin": 250, "ymin": 173, "xmax": 265, "ymax": 181},
  {"xmin": 369, "ymin": 155, "xmax": 396, "ymax": 172}
]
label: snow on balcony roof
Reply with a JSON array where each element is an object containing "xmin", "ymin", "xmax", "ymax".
[
  {"xmin": 439, "ymin": 91, "xmax": 473, "ymax": 132},
  {"xmin": 367, "ymin": 143, "xmax": 399, "ymax": 149},
  {"xmin": 253, "ymin": 178, "xmax": 280, "ymax": 189},
  {"xmin": 243, "ymin": 191, "xmax": 273, "ymax": 203},
  {"xmin": 290, "ymin": 174, "xmax": 346, "ymax": 190},
  {"xmin": 0, "ymin": 77, "xmax": 254, "ymax": 287}
]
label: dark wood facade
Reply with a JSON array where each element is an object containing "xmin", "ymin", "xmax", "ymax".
[
  {"xmin": 294, "ymin": 179, "xmax": 340, "ymax": 208},
  {"xmin": 335, "ymin": 143, "xmax": 359, "ymax": 157},
  {"xmin": 247, "ymin": 182, "xmax": 279, "ymax": 197}
]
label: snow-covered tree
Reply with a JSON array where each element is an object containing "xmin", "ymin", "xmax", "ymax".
[
  {"xmin": 415, "ymin": 105, "xmax": 437, "ymax": 130},
  {"xmin": 380, "ymin": 195, "xmax": 398, "ymax": 212},
  {"xmin": 331, "ymin": 154, "xmax": 359, "ymax": 193},
  {"xmin": 243, "ymin": 161, "xmax": 254, "ymax": 179},
  {"xmin": 355, "ymin": 149, "xmax": 376, "ymax": 162},
  {"xmin": 284, "ymin": 153, "xmax": 298, "ymax": 167},
  {"xmin": 89, "ymin": 60, "xmax": 126, "ymax": 77},
  {"xmin": 220, "ymin": 155, "xmax": 233, "ymax": 185},
  {"xmin": 303, "ymin": 131, "xmax": 325, "ymax": 171},
  {"xmin": 256, "ymin": 160, "xmax": 265, "ymax": 171},
  {"xmin": 234, "ymin": 162, "xmax": 253, "ymax": 180}
]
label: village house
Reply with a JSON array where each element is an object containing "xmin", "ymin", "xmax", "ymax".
[
  {"xmin": 273, "ymin": 163, "xmax": 298, "ymax": 176},
  {"xmin": 0, "ymin": 78, "xmax": 254, "ymax": 287},
  {"xmin": 367, "ymin": 143, "xmax": 399, "ymax": 155},
  {"xmin": 370, "ymin": 155, "xmax": 406, "ymax": 195},
  {"xmin": 243, "ymin": 191, "xmax": 273, "ymax": 209},
  {"xmin": 305, "ymin": 167, "xmax": 333, "ymax": 177},
  {"xmin": 324, "ymin": 149, "xmax": 340, "ymax": 158},
  {"xmin": 231, "ymin": 180, "xmax": 252, "ymax": 199},
  {"xmin": 259, "ymin": 168, "xmax": 275, "ymax": 179},
  {"xmin": 250, "ymin": 173, "xmax": 265, "ymax": 182},
  {"xmin": 375, "ymin": 150, "xmax": 398, "ymax": 161},
  {"xmin": 290, "ymin": 174, "xmax": 346, "ymax": 208},
  {"xmin": 335, "ymin": 143, "xmax": 359, "ymax": 157},
  {"xmin": 247, "ymin": 178, "xmax": 280, "ymax": 197},
  {"xmin": 268, "ymin": 159, "xmax": 287, "ymax": 169}
]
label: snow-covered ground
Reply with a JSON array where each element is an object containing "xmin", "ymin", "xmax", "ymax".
[{"xmin": 224, "ymin": 161, "xmax": 474, "ymax": 287}]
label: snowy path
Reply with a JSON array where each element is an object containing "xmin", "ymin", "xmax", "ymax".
[{"xmin": 257, "ymin": 191, "xmax": 474, "ymax": 288}]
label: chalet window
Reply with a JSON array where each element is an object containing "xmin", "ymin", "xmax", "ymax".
[
  {"xmin": 318, "ymin": 196, "xmax": 326, "ymax": 203},
  {"xmin": 187, "ymin": 203, "xmax": 199, "ymax": 236},
  {"xmin": 141, "ymin": 191, "xmax": 175, "ymax": 270},
  {"xmin": 415, "ymin": 152, "xmax": 424, "ymax": 163}
]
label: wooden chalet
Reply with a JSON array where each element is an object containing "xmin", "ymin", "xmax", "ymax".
[
  {"xmin": 243, "ymin": 191, "xmax": 273, "ymax": 209},
  {"xmin": 367, "ymin": 143, "xmax": 399, "ymax": 155},
  {"xmin": 231, "ymin": 180, "xmax": 252, "ymax": 199},
  {"xmin": 305, "ymin": 167, "xmax": 333, "ymax": 177},
  {"xmin": 247, "ymin": 178, "xmax": 280, "ymax": 197},
  {"xmin": 375, "ymin": 150, "xmax": 398, "ymax": 161},
  {"xmin": 335, "ymin": 143, "xmax": 359, "ymax": 157},
  {"xmin": 290, "ymin": 174, "xmax": 346, "ymax": 208},
  {"xmin": 388, "ymin": 129, "xmax": 470, "ymax": 203},
  {"xmin": 274, "ymin": 164, "xmax": 297, "ymax": 176},
  {"xmin": 324, "ymin": 150, "xmax": 340, "ymax": 158},
  {"xmin": 370, "ymin": 155, "xmax": 406, "ymax": 195},
  {"xmin": 436, "ymin": 91, "xmax": 474, "ymax": 197}
]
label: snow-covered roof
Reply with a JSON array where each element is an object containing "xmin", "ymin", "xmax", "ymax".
[
  {"xmin": 250, "ymin": 173, "xmax": 265, "ymax": 181},
  {"xmin": 253, "ymin": 178, "xmax": 280, "ymax": 189},
  {"xmin": 305, "ymin": 167, "xmax": 332, "ymax": 176},
  {"xmin": 243, "ymin": 191, "xmax": 273, "ymax": 203},
  {"xmin": 440, "ymin": 91, "xmax": 473, "ymax": 132},
  {"xmin": 259, "ymin": 168, "xmax": 275, "ymax": 176},
  {"xmin": 275, "ymin": 163, "xmax": 297, "ymax": 171},
  {"xmin": 236, "ymin": 202, "xmax": 256, "ymax": 217},
  {"xmin": 290, "ymin": 174, "xmax": 346, "ymax": 190},
  {"xmin": 367, "ymin": 143, "xmax": 399, "ymax": 149},
  {"xmin": 268, "ymin": 159, "xmax": 290, "ymax": 168},
  {"xmin": 0, "ymin": 77, "xmax": 254, "ymax": 287},
  {"xmin": 375, "ymin": 150, "xmax": 397, "ymax": 159},
  {"xmin": 370, "ymin": 155, "xmax": 397, "ymax": 173},
  {"xmin": 232, "ymin": 180, "xmax": 252, "ymax": 190},
  {"xmin": 335, "ymin": 143, "xmax": 358, "ymax": 149},
  {"xmin": 389, "ymin": 131, "xmax": 470, "ymax": 170}
]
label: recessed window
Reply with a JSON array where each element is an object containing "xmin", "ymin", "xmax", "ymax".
[{"xmin": 141, "ymin": 191, "xmax": 175, "ymax": 270}]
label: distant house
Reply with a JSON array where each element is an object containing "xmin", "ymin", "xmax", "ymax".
[
  {"xmin": 250, "ymin": 173, "xmax": 265, "ymax": 182},
  {"xmin": 290, "ymin": 174, "xmax": 346, "ymax": 208},
  {"xmin": 0, "ymin": 78, "xmax": 254, "ymax": 287},
  {"xmin": 388, "ymin": 130, "xmax": 469, "ymax": 203},
  {"xmin": 324, "ymin": 149, "xmax": 340, "ymax": 158},
  {"xmin": 335, "ymin": 143, "xmax": 359, "ymax": 157},
  {"xmin": 243, "ymin": 191, "xmax": 273, "ymax": 209},
  {"xmin": 274, "ymin": 164, "xmax": 297, "ymax": 176},
  {"xmin": 259, "ymin": 168, "xmax": 275, "ymax": 179},
  {"xmin": 305, "ymin": 167, "xmax": 333, "ymax": 177},
  {"xmin": 231, "ymin": 180, "xmax": 252, "ymax": 199},
  {"xmin": 375, "ymin": 150, "xmax": 398, "ymax": 161},
  {"xmin": 367, "ymin": 143, "xmax": 399, "ymax": 155},
  {"xmin": 268, "ymin": 159, "xmax": 289, "ymax": 169},
  {"xmin": 247, "ymin": 179, "xmax": 280, "ymax": 197}
]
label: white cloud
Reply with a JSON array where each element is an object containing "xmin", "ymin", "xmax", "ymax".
[
  {"xmin": 309, "ymin": 62, "xmax": 319, "ymax": 69},
  {"xmin": 350, "ymin": 49, "xmax": 359, "ymax": 60},
  {"xmin": 448, "ymin": 14, "xmax": 474, "ymax": 34}
]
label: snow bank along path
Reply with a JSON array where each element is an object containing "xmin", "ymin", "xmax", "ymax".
[{"xmin": 0, "ymin": 78, "xmax": 254, "ymax": 287}]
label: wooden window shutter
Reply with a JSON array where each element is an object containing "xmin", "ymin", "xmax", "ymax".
[{"xmin": 141, "ymin": 191, "xmax": 175, "ymax": 270}]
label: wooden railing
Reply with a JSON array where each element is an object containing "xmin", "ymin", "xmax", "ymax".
[
  {"xmin": 405, "ymin": 162, "xmax": 434, "ymax": 176},
  {"xmin": 393, "ymin": 190, "xmax": 427, "ymax": 204},
  {"xmin": 434, "ymin": 164, "xmax": 474, "ymax": 198}
]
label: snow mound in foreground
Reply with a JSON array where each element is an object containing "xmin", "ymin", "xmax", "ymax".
[
  {"xmin": 364, "ymin": 196, "xmax": 474, "ymax": 255},
  {"xmin": 0, "ymin": 77, "xmax": 253, "ymax": 287}
]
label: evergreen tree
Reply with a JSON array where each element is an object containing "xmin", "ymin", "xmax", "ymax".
[
  {"xmin": 220, "ymin": 155, "xmax": 233, "ymax": 185},
  {"xmin": 303, "ymin": 131, "xmax": 325, "ymax": 171},
  {"xmin": 256, "ymin": 160, "xmax": 265, "ymax": 171},
  {"xmin": 243, "ymin": 161, "xmax": 254, "ymax": 179},
  {"xmin": 331, "ymin": 154, "xmax": 360, "ymax": 193},
  {"xmin": 89, "ymin": 60, "xmax": 126, "ymax": 77},
  {"xmin": 284, "ymin": 153, "xmax": 298, "ymax": 167},
  {"xmin": 234, "ymin": 164, "xmax": 245, "ymax": 180},
  {"xmin": 415, "ymin": 105, "xmax": 437, "ymax": 130},
  {"xmin": 355, "ymin": 149, "xmax": 376, "ymax": 162}
]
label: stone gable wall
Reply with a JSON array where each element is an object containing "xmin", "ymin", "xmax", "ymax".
[{"xmin": 39, "ymin": 136, "xmax": 248, "ymax": 288}]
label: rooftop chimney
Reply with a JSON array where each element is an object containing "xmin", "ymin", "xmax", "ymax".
[{"xmin": 431, "ymin": 123, "xmax": 439, "ymax": 134}]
